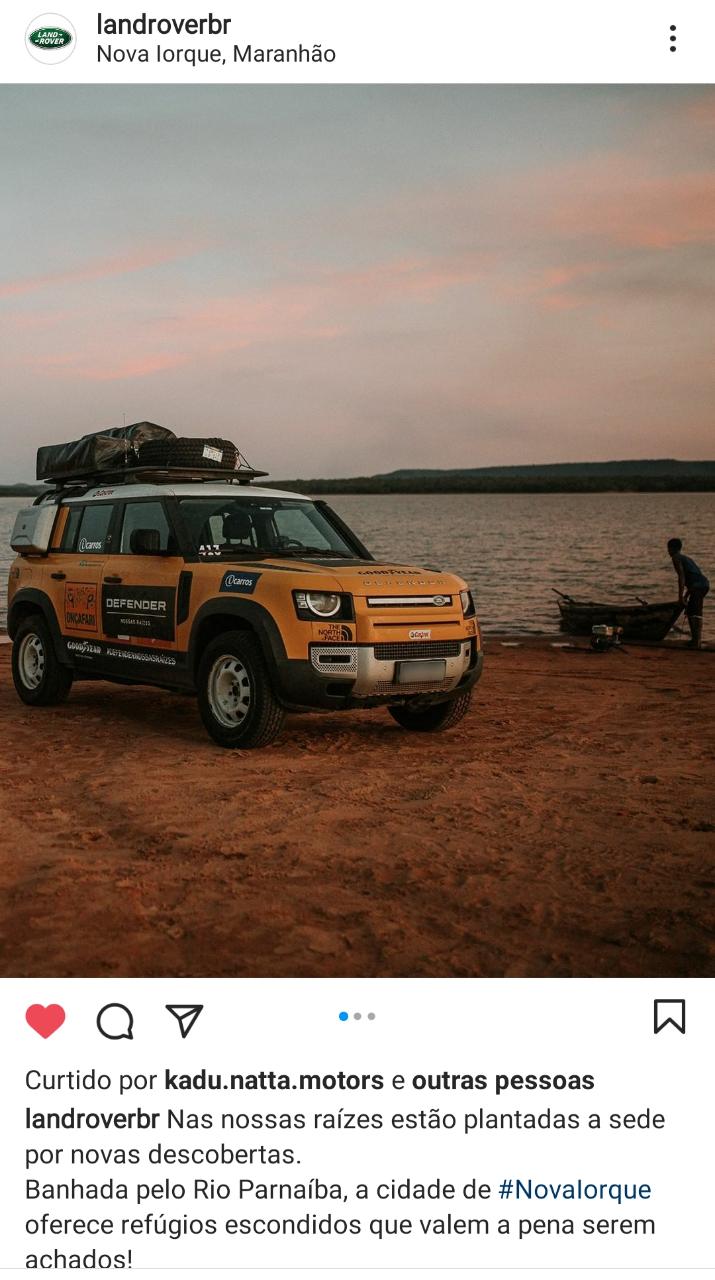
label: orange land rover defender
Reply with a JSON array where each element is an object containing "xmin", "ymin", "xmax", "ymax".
[{"xmin": 8, "ymin": 432, "xmax": 483, "ymax": 749}]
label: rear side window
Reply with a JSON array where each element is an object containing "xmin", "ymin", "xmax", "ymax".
[
  {"xmin": 75, "ymin": 504, "xmax": 115, "ymax": 555},
  {"xmin": 120, "ymin": 501, "xmax": 172, "ymax": 553},
  {"xmin": 60, "ymin": 506, "xmax": 82, "ymax": 551}
]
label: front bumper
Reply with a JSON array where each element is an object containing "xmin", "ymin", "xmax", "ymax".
[{"xmin": 273, "ymin": 642, "xmax": 483, "ymax": 711}]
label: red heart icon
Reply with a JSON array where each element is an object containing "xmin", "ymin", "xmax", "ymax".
[{"xmin": 26, "ymin": 1004, "xmax": 66, "ymax": 1039}]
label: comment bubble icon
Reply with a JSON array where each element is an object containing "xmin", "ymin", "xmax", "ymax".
[{"xmin": 96, "ymin": 1002, "xmax": 134, "ymax": 1040}]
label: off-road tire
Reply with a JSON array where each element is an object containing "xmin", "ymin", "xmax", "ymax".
[
  {"xmin": 197, "ymin": 630, "xmax": 285, "ymax": 749},
  {"xmin": 12, "ymin": 614, "xmax": 73, "ymax": 707},
  {"xmin": 388, "ymin": 689, "xmax": 472, "ymax": 733},
  {"xmin": 138, "ymin": 436, "xmax": 239, "ymax": 471}
]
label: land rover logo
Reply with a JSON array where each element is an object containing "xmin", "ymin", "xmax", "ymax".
[
  {"xmin": 433, "ymin": 595, "xmax": 450, "ymax": 606},
  {"xmin": 30, "ymin": 25, "xmax": 71, "ymax": 47},
  {"xmin": 26, "ymin": 13, "xmax": 76, "ymax": 63}
]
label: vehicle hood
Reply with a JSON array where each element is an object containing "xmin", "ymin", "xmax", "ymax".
[{"xmin": 252, "ymin": 558, "xmax": 464, "ymax": 594}]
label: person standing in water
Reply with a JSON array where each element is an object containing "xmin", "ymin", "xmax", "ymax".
[{"xmin": 668, "ymin": 538, "xmax": 709, "ymax": 649}]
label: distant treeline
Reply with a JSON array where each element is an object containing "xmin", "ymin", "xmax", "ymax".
[
  {"xmin": 269, "ymin": 468, "xmax": 715, "ymax": 496},
  {"xmin": 0, "ymin": 485, "xmax": 42, "ymax": 497}
]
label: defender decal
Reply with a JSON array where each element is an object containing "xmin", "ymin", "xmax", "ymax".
[
  {"xmin": 64, "ymin": 583, "xmax": 98, "ymax": 633},
  {"xmin": 220, "ymin": 571, "xmax": 261, "ymax": 595},
  {"xmin": 101, "ymin": 585, "xmax": 176, "ymax": 641}
]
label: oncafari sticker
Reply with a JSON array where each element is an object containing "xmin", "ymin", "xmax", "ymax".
[
  {"xmin": 220, "ymin": 571, "xmax": 261, "ymax": 594},
  {"xmin": 316, "ymin": 623, "xmax": 353, "ymax": 642},
  {"xmin": 409, "ymin": 628, "xmax": 431, "ymax": 640},
  {"xmin": 64, "ymin": 583, "xmax": 98, "ymax": 633}
]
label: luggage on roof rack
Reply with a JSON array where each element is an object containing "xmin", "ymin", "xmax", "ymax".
[
  {"xmin": 137, "ymin": 435, "xmax": 242, "ymax": 472},
  {"xmin": 37, "ymin": 421, "xmax": 173, "ymax": 483},
  {"xmin": 36, "ymin": 424, "xmax": 267, "ymax": 486}
]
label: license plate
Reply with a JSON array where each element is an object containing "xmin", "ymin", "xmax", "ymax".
[{"xmin": 396, "ymin": 659, "xmax": 446, "ymax": 684}]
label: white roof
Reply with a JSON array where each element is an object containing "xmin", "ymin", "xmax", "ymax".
[{"xmin": 66, "ymin": 483, "xmax": 308, "ymax": 503}]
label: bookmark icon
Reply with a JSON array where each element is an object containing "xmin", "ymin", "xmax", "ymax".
[{"xmin": 166, "ymin": 1004, "xmax": 204, "ymax": 1039}]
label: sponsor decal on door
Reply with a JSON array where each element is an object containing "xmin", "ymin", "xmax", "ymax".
[
  {"xmin": 102, "ymin": 585, "xmax": 176, "ymax": 641},
  {"xmin": 220, "ymin": 571, "xmax": 261, "ymax": 594},
  {"xmin": 64, "ymin": 583, "xmax": 98, "ymax": 633}
]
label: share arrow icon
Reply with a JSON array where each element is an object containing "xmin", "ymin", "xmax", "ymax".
[{"xmin": 166, "ymin": 1004, "xmax": 204, "ymax": 1039}]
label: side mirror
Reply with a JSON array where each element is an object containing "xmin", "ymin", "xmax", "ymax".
[{"xmin": 129, "ymin": 528, "xmax": 162, "ymax": 555}]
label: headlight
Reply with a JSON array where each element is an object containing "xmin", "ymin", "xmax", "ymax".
[
  {"xmin": 295, "ymin": 590, "xmax": 341, "ymax": 617},
  {"xmin": 460, "ymin": 589, "xmax": 476, "ymax": 617}
]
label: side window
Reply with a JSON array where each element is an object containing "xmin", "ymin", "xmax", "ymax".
[
  {"xmin": 60, "ymin": 506, "xmax": 83, "ymax": 551},
  {"xmin": 120, "ymin": 501, "xmax": 172, "ymax": 554},
  {"xmin": 76, "ymin": 504, "xmax": 115, "ymax": 555}
]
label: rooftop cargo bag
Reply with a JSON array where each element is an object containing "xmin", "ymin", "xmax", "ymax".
[{"xmin": 36, "ymin": 421, "xmax": 175, "ymax": 483}]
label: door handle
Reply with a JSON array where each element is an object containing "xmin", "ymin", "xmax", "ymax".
[
  {"xmin": 104, "ymin": 575, "xmax": 123, "ymax": 584},
  {"xmin": 50, "ymin": 572, "xmax": 66, "ymax": 581}
]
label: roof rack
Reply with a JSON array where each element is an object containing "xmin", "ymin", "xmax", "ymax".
[{"xmin": 36, "ymin": 462, "xmax": 269, "ymax": 501}]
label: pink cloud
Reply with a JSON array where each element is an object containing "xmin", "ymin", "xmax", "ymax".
[
  {"xmin": 545, "ymin": 162, "xmax": 715, "ymax": 251},
  {"xmin": 0, "ymin": 242, "xmax": 201, "ymax": 300},
  {"xmin": 36, "ymin": 351, "xmax": 188, "ymax": 381}
]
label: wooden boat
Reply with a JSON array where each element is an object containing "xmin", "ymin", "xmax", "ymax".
[{"xmin": 553, "ymin": 591, "xmax": 683, "ymax": 641}]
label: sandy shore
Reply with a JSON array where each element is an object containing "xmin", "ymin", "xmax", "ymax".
[{"xmin": 0, "ymin": 639, "xmax": 712, "ymax": 978}]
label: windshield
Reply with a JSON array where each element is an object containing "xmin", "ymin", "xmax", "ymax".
[{"xmin": 179, "ymin": 496, "xmax": 362, "ymax": 560}]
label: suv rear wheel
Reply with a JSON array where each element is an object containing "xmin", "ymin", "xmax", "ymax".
[
  {"xmin": 12, "ymin": 614, "xmax": 73, "ymax": 706},
  {"xmin": 197, "ymin": 630, "xmax": 285, "ymax": 749},
  {"xmin": 388, "ymin": 689, "xmax": 472, "ymax": 733}
]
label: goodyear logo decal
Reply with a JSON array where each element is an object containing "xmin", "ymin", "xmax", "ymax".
[{"xmin": 220, "ymin": 571, "xmax": 261, "ymax": 595}]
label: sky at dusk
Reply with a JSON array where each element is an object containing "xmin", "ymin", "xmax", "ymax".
[{"xmin": 1, "ymin": 85, "xmax": 713, "ymax": 481}]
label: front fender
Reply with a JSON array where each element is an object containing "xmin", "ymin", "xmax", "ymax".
[{"xmin": 188, "ymin": 597, "xmax": 288, "ymax": 679}]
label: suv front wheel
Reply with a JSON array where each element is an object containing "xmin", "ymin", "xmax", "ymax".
[
  {"xmin": 12, "ymin": 614, "xmax": 73, "ymax": 707},
  {"xmin": 388, "ymin": 689, "xmax": 472, "ymax": 733},
  {"xmin": 197, "ymin": 630, "xmax": 285, "ymax": 749}
]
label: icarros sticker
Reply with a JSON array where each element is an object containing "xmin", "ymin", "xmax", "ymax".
[
  {"xmin": 409, "ymin": 629, "xmax": 432, "ymax": 640},
  {"xmin": 26, "ymin": 13, "xmax": 76, "ymax": 63},
  {"xmin": 220, "ymin": 572, "xmax": 261, "ymax": 595}
]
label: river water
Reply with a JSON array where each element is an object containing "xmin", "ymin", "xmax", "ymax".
[{"xmin": 1, "ymin": 491, "xmax": 712, "ymax": 634}]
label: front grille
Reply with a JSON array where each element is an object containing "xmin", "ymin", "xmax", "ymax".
[
  {"xmin": 372, "ymin": 677, "xmax": 455, "ymax": 694},
  {"xmin": 367, "ymin": 595, "xmax": 453, "ymax": 608},
  {"xmin": 373, "ymin": 640, "xmax": 462, "ymax": 661}
]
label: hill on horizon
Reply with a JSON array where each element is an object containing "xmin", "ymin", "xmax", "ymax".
[
  {"xmin": 270, "ymin": 458, "xmax": 715, "ymax": 494},
  {"xmin": 383, "ymin": 459, "xmax": 715, "ymax": 479}
]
